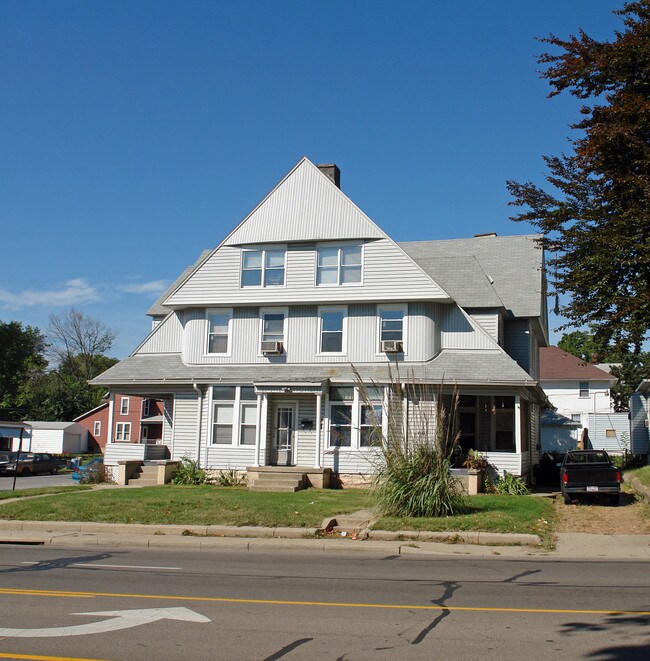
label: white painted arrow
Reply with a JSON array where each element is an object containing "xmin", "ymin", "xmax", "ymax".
[{"xmin": 0, "ymin": 607, "xmax": 211, "ymax": 638}]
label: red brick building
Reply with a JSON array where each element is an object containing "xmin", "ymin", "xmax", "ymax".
[{"xmin": 74, "ymin": 396, "xmax": 164, "ymax": 453}]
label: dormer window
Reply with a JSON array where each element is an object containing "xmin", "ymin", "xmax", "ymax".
[
  {"xmin": 317, "ymin": 245, "xmax": 362, "ymax": 285},
  {"xmin": 241, "ymin": 248, "xmax": 285, "ymax": 287}
]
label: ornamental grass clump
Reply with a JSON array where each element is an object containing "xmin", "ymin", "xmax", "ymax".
[{"xmin": 356, "ymin": 367, "xmax": 468, "ymax": 518}]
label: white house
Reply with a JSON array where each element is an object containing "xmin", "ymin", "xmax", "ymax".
[
  {"xmin": 92, "ymin": 158, "xmax": 550, "ymax": 486},
  {"xmin": 539, "ymin": 346, "xmax": 622, "ymax": 453},
  {"xmin": 630, "ymin": 379, "xmax": 649, "ymax": 456}
]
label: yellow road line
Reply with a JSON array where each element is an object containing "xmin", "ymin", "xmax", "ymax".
[
  {"xmin": 0, "ymin": 653, "xmax": 107, "ymax": 661},
  {"xmin": 0, "ymin": 587, "xmax": 648, "ymax": 617}
]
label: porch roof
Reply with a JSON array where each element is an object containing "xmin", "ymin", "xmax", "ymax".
[{"xmin": 91, "ymin": 349, "xmax": 537, "ymax": 389}]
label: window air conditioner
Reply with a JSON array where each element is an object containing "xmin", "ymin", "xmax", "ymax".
[
  {"xmin": 261, "ymin": 341, "xmax": 283, "ymax": 355},
  {"xmin": 381, "ymin": 340, "xmax": 403, "ymax": 353}
]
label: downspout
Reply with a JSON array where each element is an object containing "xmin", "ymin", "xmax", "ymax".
[{"xmin": 193, "ymin": 383, "xmax": 203, "ymax": 467}]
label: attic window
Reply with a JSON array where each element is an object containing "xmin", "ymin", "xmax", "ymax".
[
  {"xmin": 316, "ymin": 245, "xmax": 362, "ymax": 285},
  {"xmin": 241, "ymin": 248, "xmax": 285, "ymax": 287}
]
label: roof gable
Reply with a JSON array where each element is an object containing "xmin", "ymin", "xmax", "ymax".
[
  {"xmin": 223, "ymin": 158, "xmax": 385, "ymax": 245},
  {"xmin": 539, "ymin": 346, "xmax": 616, "ymax": 382}
]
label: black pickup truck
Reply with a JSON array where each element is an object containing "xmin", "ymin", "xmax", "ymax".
[{"xmin": 561, "ymin": 450, "xmax": 621, "ymax": 505}]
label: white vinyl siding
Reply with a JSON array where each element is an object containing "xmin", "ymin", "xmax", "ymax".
[
  {"xmin": 171, "ymin": 391, "xmax": 200, "ymax": 461},
  {"xmin": 136, "ymin": 313, "xmax": 184, "ymax": 354},
  {"xmin": 165, "ymin": 239, "xmax": 447, "ymax": 307}
]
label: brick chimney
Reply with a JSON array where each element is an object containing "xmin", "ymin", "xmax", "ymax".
[{"xmin": 317, "ymin": 164, "xmax": 340, "ymax": 188}]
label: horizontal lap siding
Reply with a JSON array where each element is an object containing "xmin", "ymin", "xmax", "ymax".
[
  {"xmin": 172, "ymin": 390, "xmax": 199, "ymax": 461},
  {"xmin": 206, "ymin": 446, "xmax": 255, "ymax": 471},
  {"xmin": 323, "ymin": 448, "xmax": 380, "ymax": 474},
  {"xmin": 504, "ymin": 320, "xmax": 531, "ymax": 373},
  {"xmin": 295, "ymin": 397, "xmax": 317, "ymax": 466},
  {"xmin": 104, "ymin": 443, "xmax": 146, "ymax": 466},
  {"xmin": 467, "ymin": 310, "xmax": 499, "ymax": 343},
  {"xmin": 587, "ymin": 413, "xmax": 630, "ymax": 453},
  {"xmin": 165, "ymin": 240, "xmax": 447, "ymax": 307},
  {"xmin": 29, "ymin": 430, "xmax": 62, "ymax": 453},
  {"xmin": 486, "ymin": 453, "xmax": 522, "ymax": 477},
  {"xmin": 439, "ymin": 305, "xmax": 496, "ymax": 350},
  {"xmin": 630, "ymin": 394, "xmax": 649, "ymax": 454},
  {"xmin": 138, "ymin": 314, "xmax": 183, "ymax": 353}
]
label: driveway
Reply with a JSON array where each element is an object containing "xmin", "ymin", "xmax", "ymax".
[{"xmin": 0, "ymin": 473, "xmax": 74, "ymax": 492}]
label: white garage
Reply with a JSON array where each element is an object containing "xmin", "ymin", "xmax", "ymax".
[{"xmin": 24, "ymin": 421, "xmax": 89, "ymax": 454}]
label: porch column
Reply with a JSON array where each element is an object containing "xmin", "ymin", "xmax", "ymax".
[
  {"xmin": 253, "ymin": 394, "xmax": 263, "ymax": 467},
  {"xmin": 314, "ymin": 393, "xmax": 322, "ymax": 469},
  {"xmin": 259, "ymin": 394, "xmax": 269, "ymax": 466},
  {"xmin": 107, "ymin": 392, "xmax": 115, "ymax": 444},
  {"xmin": 514, "ymin": 394, "xmax": 522, "ymax": 455}
]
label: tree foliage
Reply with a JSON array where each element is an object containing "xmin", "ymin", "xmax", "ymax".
[
  {"xmin": 507, "ymin": 2, "xmax": 650, "ymax": 352},
  {"xmin": 0, "ymin": 321, "xmax": 47, "ymax": 419}
]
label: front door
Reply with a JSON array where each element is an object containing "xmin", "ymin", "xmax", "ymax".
[{"xmin": 272, "ymin": 404, "xmax": 296, "ymax": 466}]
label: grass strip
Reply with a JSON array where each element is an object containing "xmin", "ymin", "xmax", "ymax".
[
  {"xmin": 0, "ymin": 485, "xmax": 92, "ymax": 500},
  {"xmin": 0, "ymin": 485, "xmax": 373, "ymax": 528},
  {"xmin": 625, "ymin": 465, "xmax": 650, "ymax": 489},
  {"xmin": 374, "ymin": 495, "xmax": 555, "ymax": 544}
]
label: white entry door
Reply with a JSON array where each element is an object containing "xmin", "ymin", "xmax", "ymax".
[{"xmin": 272, "ymin": 403, "xmax": 296, "ymax": 466}]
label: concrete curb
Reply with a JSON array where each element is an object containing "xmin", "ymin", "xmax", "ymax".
[{"xmin": 0, "ymin": 520, "xmax": 541, "ymax": 548}]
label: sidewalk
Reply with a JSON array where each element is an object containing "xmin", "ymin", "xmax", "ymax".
[{"xmin": 1, "ymin": 519, "xmax": 649, "ymax": 560}]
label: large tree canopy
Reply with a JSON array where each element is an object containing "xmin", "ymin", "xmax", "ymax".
[{"xmin": 507, "ymin": 1, "xmax": 650, "ymax": 352}]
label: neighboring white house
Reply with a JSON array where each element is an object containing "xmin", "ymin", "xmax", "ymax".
[
  {"xmin": 630, "ymin": 379, "xmax": 649, "ymax": 456},
  {"xmin": 23, "ymin": 422, "xmax": 88, "ymax": 454},
  {"xmin": 539, "ymin": 346, "xmax": 621, "ymax": 453},
  {"xmin": 92, "ymin": 158, "xmax": 550, "ymax": 483}
]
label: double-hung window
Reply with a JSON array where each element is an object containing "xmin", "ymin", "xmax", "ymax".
[
  {"xmin": 212, "ymin": 386, "xmax": 236, "ymax": 444},
  {"xmin": 239, "ymin": 387, "xmax": 257, "ymax": 446},
  {"xmin": 329, "ymin": 386, "xmax": 354, "ymax": 447},
  {"xmin": 317, "ymin": 245, "xmax": 362, "ymax": 285},
  {"xmin": 360, "ymin": 387, "xmax": 384, "ymax": 447},
  {"xmin": 115, "ymin": 422, "xmax": 131, "ymax": 441},
  {"xmin": 319, "ymin": 307, "xmax": 346, "ymax": 354},
  {"xmin": 142, "ymin": 399, "xmax": 151, "ymax": 417},
  {"xmin": 120, "ymin": 397, "xmax": 129, "ymax": 415},
  {"xmin": 211, "ymin": 386, "xmax": 259, "ymax": 446},
  {"xmin": 241, "ymin": 248, "xmax": 286, "ymax": 287},
  {"xmin": 378, "ymin": 305, "xmax": 405, "ymax": 351},
  {"xmin": 579, "ymin": 381, "xmax": 589, "ymax": 398},
  {"xmin": 260, "ymin": 308, "xmax": 286, "ymax": 353},
  {"xmin": 207, "ymin": 309, "xmax": 232, "ymax": 354},
  {"xmin": 93, "ymin": 421, "xmax": 101, "ymax": 436}
]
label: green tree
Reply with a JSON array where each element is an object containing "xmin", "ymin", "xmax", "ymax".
[
  {"xmin": 507, "ymin": 1, "xmax": 650, "ymax": 352},
  {"xmin": 0, "ymin": 321, "xmax": 47, "ymax": 419},
  {"xmin": 557, "ymin": 328, "xmax": 619, "ymax": 363}
]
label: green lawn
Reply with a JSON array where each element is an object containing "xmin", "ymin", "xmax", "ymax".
[
  {"xmin": 375, "ymin": 495, "xmax": 555, "ymax": 543},
  {"xmin": 0, "ymin": 485, "xmax": 373, "ymax": 528},
  {"xmin": 0, "ymin": 486, "xmax": 91, "ymax": 500},
  {"xmin": 625, "ymin": 465, "xmax": 650, "ymax": 489}
]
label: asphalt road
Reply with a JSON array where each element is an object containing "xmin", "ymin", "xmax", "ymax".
[
  {"xmin": 0, "ymin": 472, "xmax": 74, "ymax": 491},
  {"xmin": 0, "ymin": 545, "xmax": 648, "ymax": 661}
]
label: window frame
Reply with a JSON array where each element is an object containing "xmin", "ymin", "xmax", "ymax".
[
  {"xmin": 93, "ymin": 421, "xmax": 101, "ymax": 437},
  {"xmin": 142, "ymin": 399, "xmax": 151, "ymax": 417},
  {"xmin": 579, "ymin": 381, "xmax": 590, "ymax": 398},
  {"xmin": 315, "ymin": 243, "xmax": 363, "ymax": 287},
  {"xmin": 377, "ymin": 304, "xmax": 407, "ymax": 354},
  {"xmin": 240, "ymin": 246, "xmax": 287, "ymax": 288},
  {"xmin": 120, "ymin": 397, "xmax": 129, "ymax": 415},
  {"xmin": 259, "ymin": 307, "xmax": 288, "ymax": 355},
  {"xmin": 210, "ymin": 386, "xmax": 259, "ymax": 447},
  {"xmin": 115, "ymin": 422, "xmax": 131, "ymax": 442},
  {"xmin": 317, "ymin": 305, "xmax": 347, "ymax": 355},
  {"xmin": 206, "ymin": 308, "xmax": 233, "ymax": 356},
  {"xmin": 328, "ymin": 385, "xmax": 386, "ymax": 449}
]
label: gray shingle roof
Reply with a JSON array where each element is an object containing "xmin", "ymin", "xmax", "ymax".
[
  {"xmin": 91, "ymin": 350, "xmax": 536, "ymax": 387},
  {"xmin": 146, "ymin": 250, "xmax": 212, "ymax": 317},
  {"xmin": 399, "ymin": 234, "xmax": 544, "ymax": 317}
]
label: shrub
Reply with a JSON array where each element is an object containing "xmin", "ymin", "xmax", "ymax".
[
  {"xmin": 79, "ymin": 463, "xmax": 109, "ymax": 484},
  {"xmin": 214, "ymin": 469, "xmax": 247, "ymax": 487},
  {"xmin": 488, "ymin": 472, "xmax": 530, "ymax": 495},
  {"xmin": 356, "ymin": 368, "xmax": 468, "ymax": 518},
  {"xmin": 171, "ymin": 457, "xmax": 207, "ymax": 485}
]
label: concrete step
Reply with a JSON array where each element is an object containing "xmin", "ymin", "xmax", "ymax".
[
  {"xmin": 249, "ymin": 484, "xmax": 302, "ymax": 492},
  {"xmin": 128, "ymin": 477, "xmax": 159, "ymax": 486},
  {"xmin": 252, "ymin": 476, "xmax": 304, "ymax": 486}
]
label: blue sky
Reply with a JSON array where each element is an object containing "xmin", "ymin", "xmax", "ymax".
[{"xmin": 1, "ymin": 0, "xmax": 623, "ymax": 358}]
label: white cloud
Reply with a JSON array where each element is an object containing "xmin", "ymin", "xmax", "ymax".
[
  {"xmin": 0, "ymin": 278, "xmax": 101, "ymax": 309},
  {"xmin": 117, "ymin": 280, "xmax": 169, "ymax": 295}
]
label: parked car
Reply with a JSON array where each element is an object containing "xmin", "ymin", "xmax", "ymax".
[
  {"xmin": 71, "ymin": 457, "xmax": 103, "ymax": 482},
  {"xmin": 0, "ymin": 452, "xmax": 66, "ymax": 476},
  {"xmin": 561, "ymin": 449, "xmax": 621, "ymax": 505}
]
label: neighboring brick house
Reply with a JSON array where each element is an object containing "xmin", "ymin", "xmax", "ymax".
[{"xmin": 74, "ymin": 396, "xmax": 164, "ymax": 453}]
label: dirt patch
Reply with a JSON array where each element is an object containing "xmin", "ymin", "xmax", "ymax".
[{"xmin": 553, "ymin": 491, "xmax": 650, "ymax": 534}]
